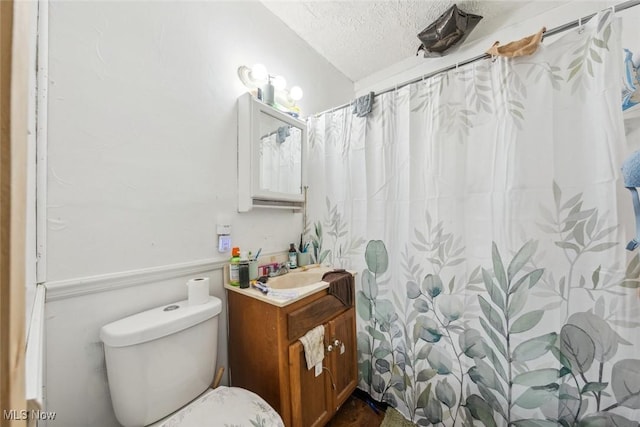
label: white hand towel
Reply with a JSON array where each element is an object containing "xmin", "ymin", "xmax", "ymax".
[{"xmin": 298, "ymin": 325, "xmax": 325, "ymax": 370}]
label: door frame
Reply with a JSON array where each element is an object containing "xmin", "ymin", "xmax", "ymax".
[{"xmin": 1, "ymin": 0, "xmax": 29, "ymax": 423}]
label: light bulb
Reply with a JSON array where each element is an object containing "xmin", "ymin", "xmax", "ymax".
[
  {"xmin": 271, "ymin": 75, "xmax": 286, "ymax": 91},
  {"xmin": 250, "ymin": 64, "xmax": 268, "ymax": 83},
  {"xmin": 289, "ymin": 86, "xmax": 303, "ymax": 101}
]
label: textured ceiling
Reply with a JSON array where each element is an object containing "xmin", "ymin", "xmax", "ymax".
[{"xmin": 261, "ymin": 1, "xmax": 565, "ymax": 82}]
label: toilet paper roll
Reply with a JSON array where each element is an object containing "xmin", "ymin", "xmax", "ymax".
[{"xmin": 187, "ymin": 277, "xmax": 210, "ymax": 306}]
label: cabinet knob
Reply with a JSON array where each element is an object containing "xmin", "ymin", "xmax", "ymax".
[
  {"xmin": 333, "ymin": 339, "xmax": 341, "ymax": 347},
  {"xmin": 326, "ymin": 344, "xmax": 334, "ymax": 353}
]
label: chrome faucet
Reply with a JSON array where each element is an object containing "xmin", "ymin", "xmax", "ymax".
[{"xmin": 271, "ymin": 263, "xmax": 289, "ymax": 277}]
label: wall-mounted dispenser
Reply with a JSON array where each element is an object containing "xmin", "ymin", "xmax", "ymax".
[{"xmin": 217, "ymin": 224, "xmax": 231, "ymax": 253}]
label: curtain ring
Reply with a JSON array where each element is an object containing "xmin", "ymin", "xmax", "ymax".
[{"xmin": 578, "ymin": 17, "xmax": 584, "ymax": 33}]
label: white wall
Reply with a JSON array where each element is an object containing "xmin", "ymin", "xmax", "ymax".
[
  {"xmin": 43, "ymin": 1, "xmax": 353, "ymax": 426},
  {"xmin": 45, "ymin": 1, "xmax": 352, "ymax": 282}
]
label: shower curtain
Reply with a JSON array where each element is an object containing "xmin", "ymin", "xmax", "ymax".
[{"xmin": 307, "ymin": 11, "xmax": 640, "ymax": 426}]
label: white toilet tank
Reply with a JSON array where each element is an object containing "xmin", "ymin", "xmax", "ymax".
[{"xmin": 100, "ymin": 296, "xmax": 222, "ymax": 427}]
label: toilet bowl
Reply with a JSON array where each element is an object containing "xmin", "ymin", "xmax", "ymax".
[{"xmin": 100, "ymin": 296, "xmax": 283, "ymax": 427}]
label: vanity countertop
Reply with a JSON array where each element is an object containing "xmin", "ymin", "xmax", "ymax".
[{"xmin": 224, "ymin": 281, "xmax": 330, "ymax": 307}]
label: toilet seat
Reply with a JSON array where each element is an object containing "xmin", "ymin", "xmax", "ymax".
[{"xmin": 148, "ymin": 386, "xmax": 284, "ymax": 427}]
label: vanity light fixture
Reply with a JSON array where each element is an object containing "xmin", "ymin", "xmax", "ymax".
[
  {"xmin": 237, "ymin": 63, "xmax": 304, "ymax": 109},
  {"xmin": 289, "ymin": 86, "xmax": 303, "ymax": 102},
  {"xmin": 237, "ymin": 63, "xmax": 268, "ymax": 87}
]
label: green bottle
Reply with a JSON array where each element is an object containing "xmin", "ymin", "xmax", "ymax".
[{"xmin": 229, "ymin": 247, "xmax": 240, "ymax": 286}]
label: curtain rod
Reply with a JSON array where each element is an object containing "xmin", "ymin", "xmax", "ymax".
[{"xmin": 313, "ymin": 0, "xmax": 640, "ymax": 118}]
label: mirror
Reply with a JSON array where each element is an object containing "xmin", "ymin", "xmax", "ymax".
[
  {"xmin": 258, "ymin": 112, "xmax": 303, "ymax": 195},
  {"xmin": 238, "ymin": 93, "xmax": 307, "ymax": 212}
]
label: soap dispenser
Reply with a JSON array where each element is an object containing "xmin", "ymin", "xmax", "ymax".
[{"xmin": 288, "ymin": 243, "xmax": 298, "ymax": 269}]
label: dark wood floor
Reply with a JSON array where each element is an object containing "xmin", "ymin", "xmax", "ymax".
[{"xmin": 327, "ymin": 392, "xmax": 386, "ymax": 427}]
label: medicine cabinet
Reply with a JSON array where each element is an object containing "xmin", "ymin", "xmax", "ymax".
[{"xmin": 237, "ymin": 93, "xmax": 307, "ymax": 212}]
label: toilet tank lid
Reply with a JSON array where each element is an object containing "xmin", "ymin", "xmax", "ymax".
[{"xmin": 100, "ymin": 296, "xmax": 222, "ymax": 348}]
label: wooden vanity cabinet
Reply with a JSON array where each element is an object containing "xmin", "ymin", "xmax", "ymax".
[
  {"xmin": 326, "ymin": 309, "xmax": 358, "ymax": 408},
  {"xmin": 227, "ymin": 283, "xmax": 357, "ymax": 427},
  {"xmin": 288, "ymin": 337, "xmax": 332, "ymax": 427}
]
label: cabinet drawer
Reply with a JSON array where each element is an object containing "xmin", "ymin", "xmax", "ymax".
[{"xmin": 287, "ymin": 295, "xmax": 346, "ymax": 341}]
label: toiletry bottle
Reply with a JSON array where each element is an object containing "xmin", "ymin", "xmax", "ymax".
[
  {"xmin": 229, "ymin": 247, "xmax": 240, "ymax": 286},
  {"xmin": 239, "ymin": 252, "xmax": 250, "ymax": 289},
  {"xmin": 288, "ymin": 243, "xmax": 298, "ymax": 269}
]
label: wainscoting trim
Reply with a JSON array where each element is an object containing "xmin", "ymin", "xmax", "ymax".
[{"xmin": 44, "ymin": 258, "xmax": 226, "ymax": 301}]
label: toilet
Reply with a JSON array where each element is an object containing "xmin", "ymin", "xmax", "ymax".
[{"xmin": 100, "ymin": 296, "xmax": 284, "ymax": 427}]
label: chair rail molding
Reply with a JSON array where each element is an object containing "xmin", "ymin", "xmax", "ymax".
[{"xmin": 44, "ymin": 258, "xmax": 227, "ymax": 301}]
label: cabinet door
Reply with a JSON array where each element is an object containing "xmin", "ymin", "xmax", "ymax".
[
  {"xmin": 327, "ymin": 308, "xmax": 358, "ymax": 411},
  {"xmin": 288, "ymin": 339, "xmax": 332, "ymax": 427}
]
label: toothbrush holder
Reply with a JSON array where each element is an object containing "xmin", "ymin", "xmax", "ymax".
[
  {"xmin": 297, "ymin": 252, "xmax": 311, "ymax": 267},
  {"xmin": 249, "ymin": 260, "xmax": 259, "ymax": 280}
]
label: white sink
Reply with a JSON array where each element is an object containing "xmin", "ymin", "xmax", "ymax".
[{"xmin": 267, "ymin": 266, "xmax": 333, "ymax": 289}]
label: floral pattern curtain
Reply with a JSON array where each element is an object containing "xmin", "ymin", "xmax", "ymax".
[{"xmin": 307, "ymin": 11, "xmax": 640, "ymax": 426}]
